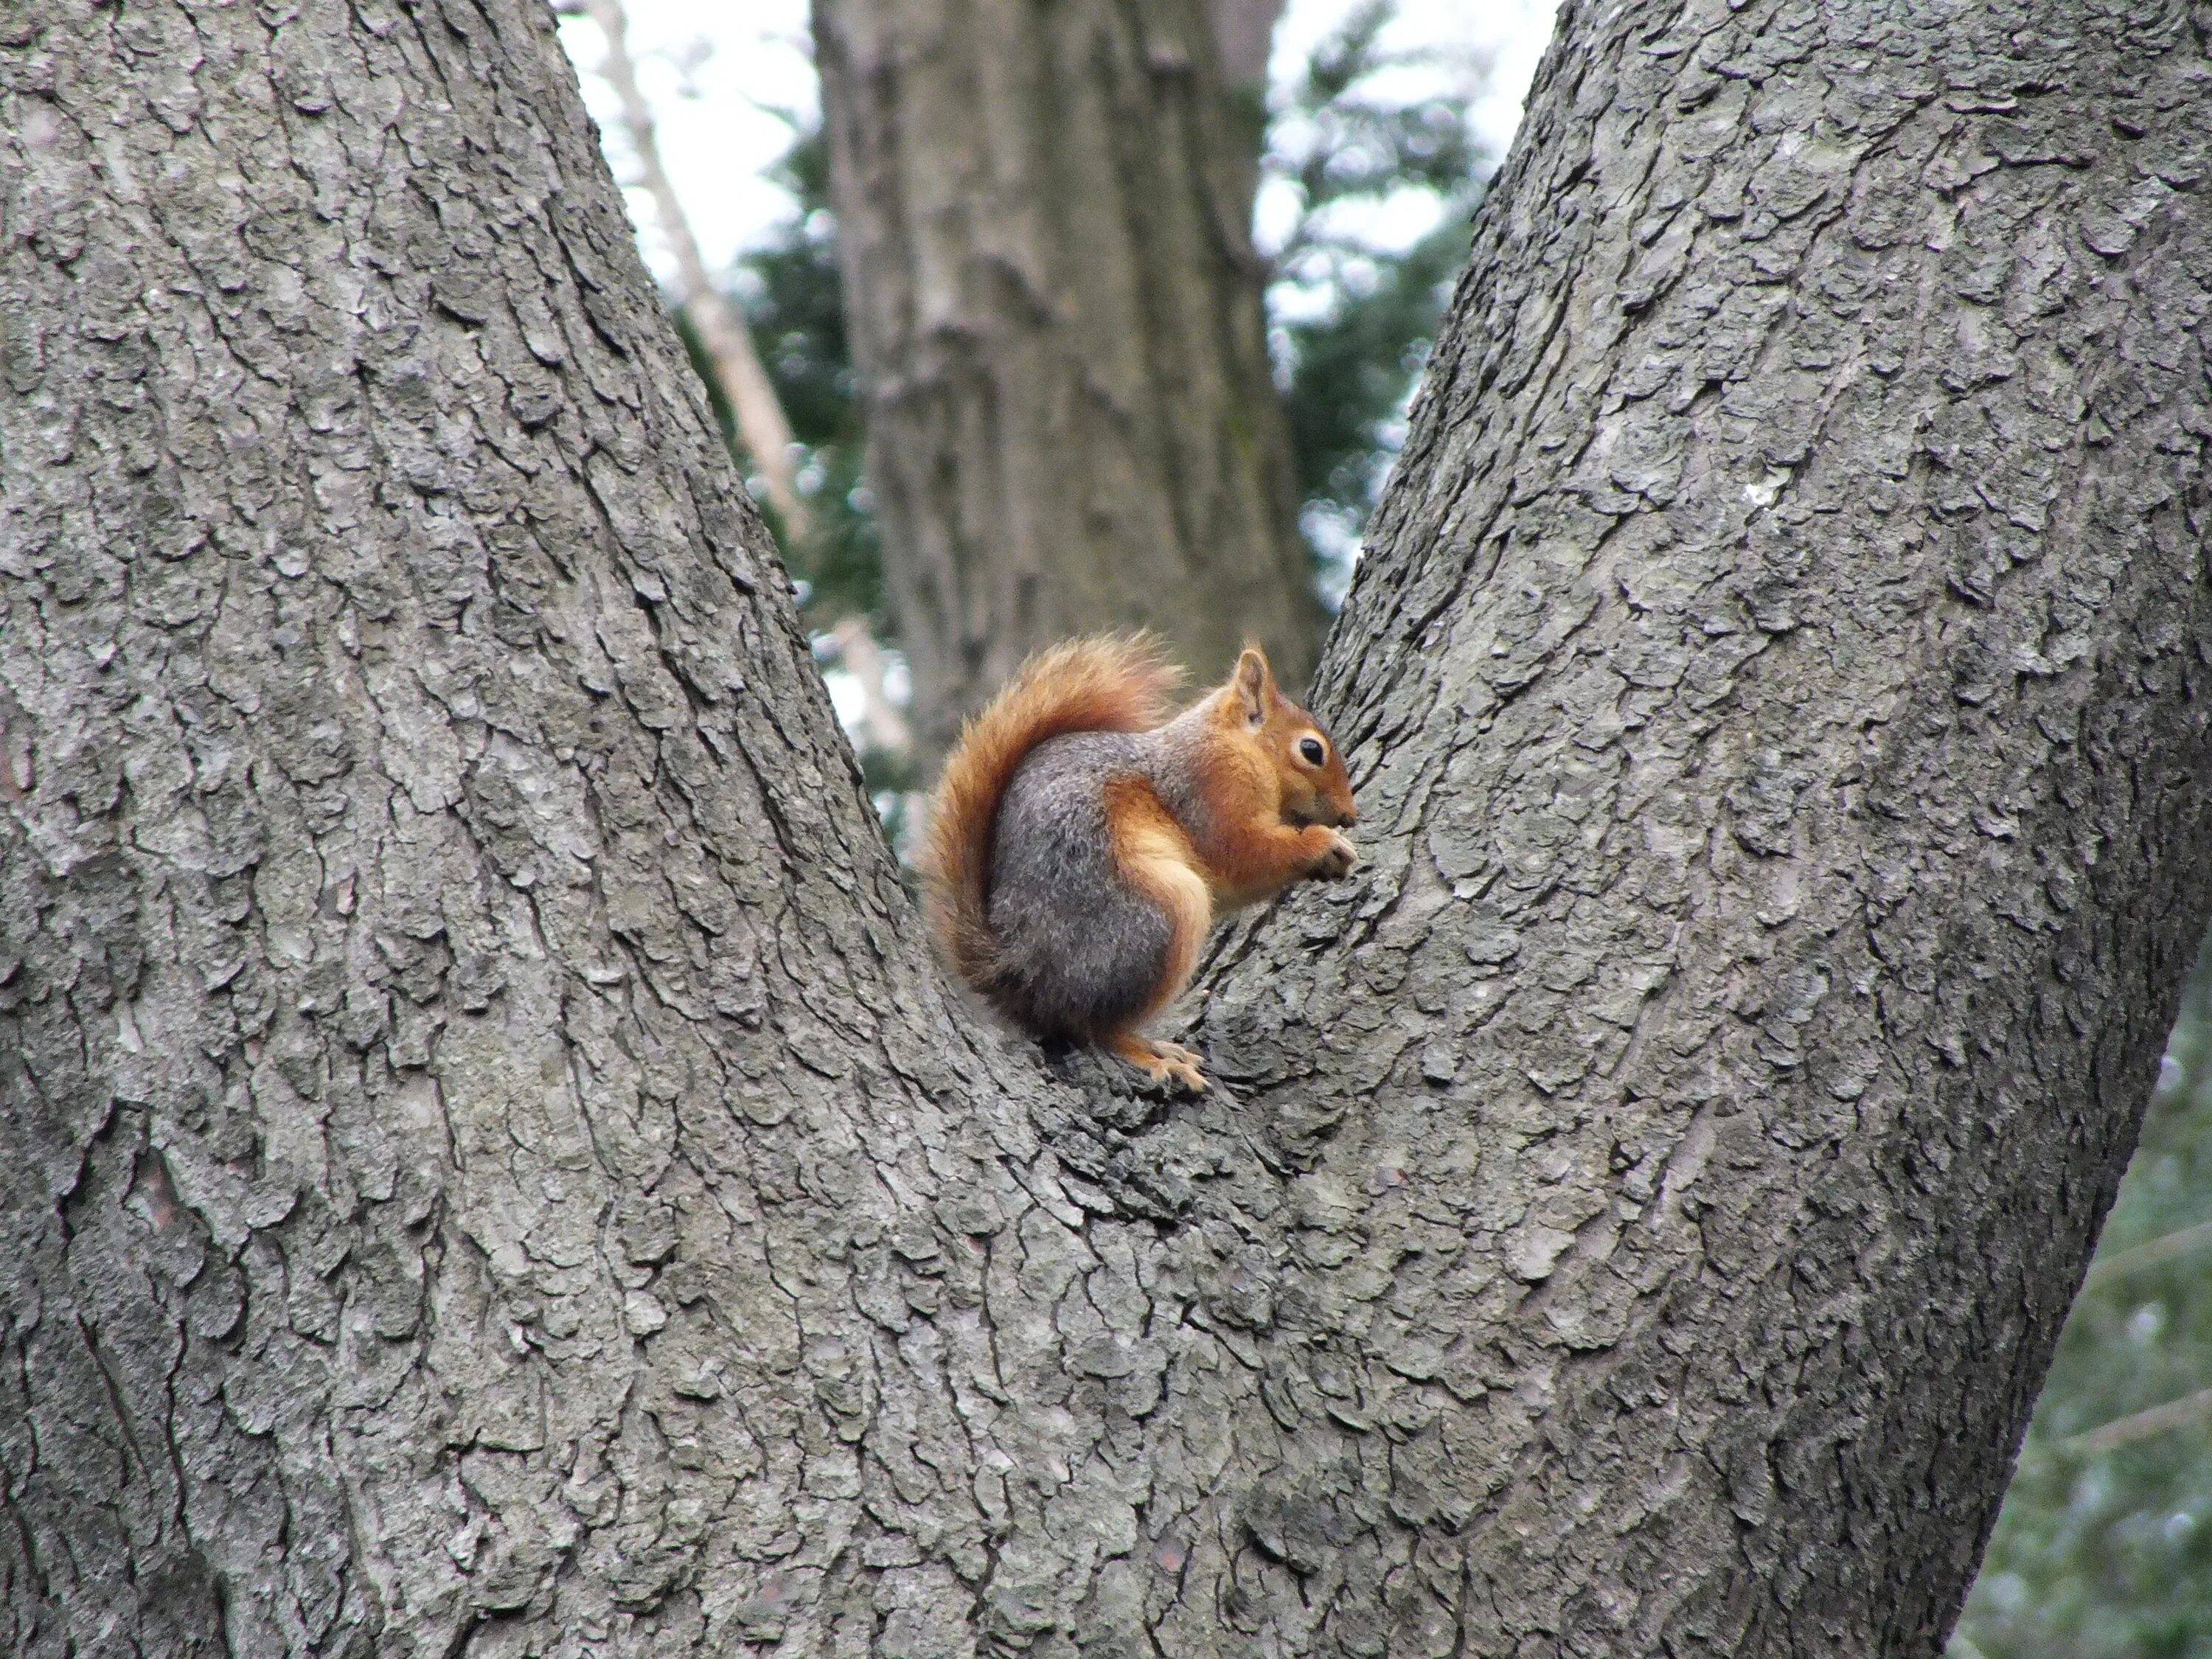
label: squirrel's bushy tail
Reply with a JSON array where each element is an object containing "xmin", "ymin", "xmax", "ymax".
[{"xmin": 923, "ymin": 634, "xmax": 1182, "ymax": 995}]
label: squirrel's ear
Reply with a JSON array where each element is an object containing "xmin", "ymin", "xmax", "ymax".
[{"xmin": 1232, "ymin": 647, "xmax": 1273, "ymax": 726}]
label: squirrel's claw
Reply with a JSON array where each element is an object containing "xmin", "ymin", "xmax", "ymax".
[
  {"xmin": 1110, "ymin": 1032, "xmax": 1208, "ymax": 1092},
  {"xmin": 1306, "ymin": 827, "xmax": 1357, "ymax": 880}
]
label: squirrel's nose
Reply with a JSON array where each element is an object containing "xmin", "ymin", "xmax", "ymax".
[{"xmin": 1340, "ymin": 803, "xmax": 1359, "ymax": 828}]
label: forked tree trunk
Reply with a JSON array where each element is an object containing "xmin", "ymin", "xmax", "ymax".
[
  {"xmin": 812, "ymin": 0, "xmax": 1322, "ymax": 761},
  {"xmin": 3, "ymin": 2, "xmax": 2210, "ymax": 1658}
]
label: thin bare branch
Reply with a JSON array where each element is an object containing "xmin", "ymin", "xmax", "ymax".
[
  {"xmin": 581, "ymin": 0, "xmax": 812, "ymax": 546},
  {"xmin": 569, "ymin": 0, "xmax": 916, "ymax": 765},
  {"xmin": 827, "ymin": 614, "xmax": 912, "ymax": 758},
  {"xmin": 2062, "ymin": 1387, "xmax": 2212, "ymax": 1458},
  {"xmin": 2082, "ymin": 1217, "xmax": 2212, "ymax": 1289}
]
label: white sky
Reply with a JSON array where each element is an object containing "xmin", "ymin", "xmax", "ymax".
[{"xmin": 558, "ymin": 0, "xmax": 1561, "ymax": 291}]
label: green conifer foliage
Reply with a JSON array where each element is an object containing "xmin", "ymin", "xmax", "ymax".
[{"xmin": 1262, "ymin": 1, "xmax": 1486, "ymax": 595}]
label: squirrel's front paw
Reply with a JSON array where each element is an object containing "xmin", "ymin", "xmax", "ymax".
[{"xmin": 1307, "ymin": 827, "xmax": 1357, "ymax": 880}]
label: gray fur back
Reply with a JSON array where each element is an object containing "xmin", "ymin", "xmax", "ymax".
[{"xmin": 985, "ymin": 731, "xmax": 1178, "ymax": 1040}]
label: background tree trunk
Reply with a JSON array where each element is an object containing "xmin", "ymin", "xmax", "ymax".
[
  {"xmin": 812, "ymin": 0, "xmax": 1323, "ymax": 761},
  {"xmin": 1208, "ymin": 0, "xmax": 1286, "ymax": 96},
  {"xmin": 4, "ymin": 4, "xmax": 2211, "ymax": 1659}
]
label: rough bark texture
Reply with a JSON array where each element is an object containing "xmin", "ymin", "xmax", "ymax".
[
  {"xmin": 0, "ymin": 3, "xmax": 979, "ymax": 1652},
  {"xmin": 4, "ymin": 4, "xmax": 2211, "ymax": 1659},
  {"xmin": 812, "ymin": 0, "xmax": 1323, "ymax": 762},
  {"xmin": 1194, "ymin": 0, "xmax": 2212, "ymax": 1649}
]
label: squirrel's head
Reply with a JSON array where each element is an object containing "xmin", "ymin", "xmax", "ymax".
[{"xmin": 1223, "ymin": 647, "xmax": 1358, "ymax": 830}]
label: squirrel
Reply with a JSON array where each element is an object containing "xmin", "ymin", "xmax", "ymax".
[{"xmin": 922, "ymin": 635, "xmax": 1358, "ymax": 1091}]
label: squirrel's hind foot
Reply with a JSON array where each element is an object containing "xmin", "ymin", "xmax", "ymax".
[
  {"xmin": 1107, "ymin": 1031, "xmax": 1208, "ymax": 1092},
  {"xmin": 1152, "ymin": 1038, "xmax": 1204, "ymax": 1068}
]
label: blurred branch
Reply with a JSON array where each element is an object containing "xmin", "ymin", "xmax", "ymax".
[
  {"xmin": 827, "ymin": 615, "xmax": 911, "ymax": 759},
  {"xmin": 574, "ymin": 0, "xmax": 812, "ymax": 546},
  {"xmin": 2081, "ymin": 1217, "xmax": 2212, "ymax": 1290},
  {"xmin": 567, "ymin": 0, "xmax": 915, "ymax": 769},
  {"xmin": 2061, "ymin": 1385, "xmax": 2212, "ymax": 1457}
]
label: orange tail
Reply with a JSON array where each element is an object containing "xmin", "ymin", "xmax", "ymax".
[{"xmin": 922, "ymin": 635, "xmax": 1183, "ymax": 994}]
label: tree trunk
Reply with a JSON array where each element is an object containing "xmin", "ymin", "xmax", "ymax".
[
  {"xmin": 1208, "ymin": 0, "xmax": 1286, "ymax": 97},
  {"xmin": 812, "ymin": 0, "xmax": 1322, "ymax": 761},
  {"xmin": 1199, "ymin": 1, "xmax": 2212, "ymax": 1649},
  {"xmin": 3, "ymin": 6, "xmax": 2209, "ymax": 1659}
]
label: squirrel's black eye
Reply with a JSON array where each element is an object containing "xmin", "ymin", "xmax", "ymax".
[{"xmin": 1298, "ymin": 737, "xmax": 1326, "ymax": 766}]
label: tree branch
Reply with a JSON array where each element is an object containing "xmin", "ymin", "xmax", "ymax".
[
  {"xmin": 577, "ymin": 0, "xmax": 813, "ymax": 546},
  {"xmin": 2082, "ymin": 1217, "xmax": 2212, "ymax": 1290},
  {"xmin": 2063, "ymin": 1388, "xmax": 2212, "ymax": 1458},
  {"xmin": 826, "ymin": 613, "xmax": 913, "ymax": 759}
]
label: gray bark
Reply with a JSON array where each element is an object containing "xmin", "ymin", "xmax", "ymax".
[
  {"xmin": 0, "ymin": 2, "xmax": 934, "ymax": 1650},
  {"xmin": 3, "ymin": 4, "xmax": 2210, "ymax": 1659},
  {"xmin": 1201, "ymin": 0, "xmax": 2212, "ymax": 1649},
  {"xmin": 812, "ymin": 0, "xmax": 1323, "ymax": 762},
  {"xmin": 1208, "ymin": 0, "xmax": 1287, "ymax": 95}
]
